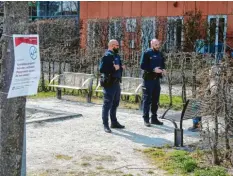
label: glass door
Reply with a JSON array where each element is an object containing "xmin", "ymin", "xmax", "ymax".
[{"xmin": 208, "ymin": 15, "xmax": 227, "ymax": 63}]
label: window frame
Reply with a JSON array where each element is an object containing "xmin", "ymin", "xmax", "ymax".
[{"xmin": 166, "ymin": 16, "xmax": 184, "ymax": 52}]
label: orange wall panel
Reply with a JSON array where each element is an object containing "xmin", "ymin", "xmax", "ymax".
[
  {"xmin": 141, "ymin": 1, "xmax": 157, "ymax": 17},
  {"xmin": 122, "ymin": 1, "xmax": 132, "ymax": 17},
  {"xmin": 227, "ymin": 15, "xmax": 233, "ymax": 34},
  {"xmin": 132, "ymin": 1, "xmax": 142, "ymax": 17},
  {"xmin": 108, "ymin": 2, "xmax": 123, "ymax": 18},
  {"xmin": 81, "ymin": 1, "xmax": 233, "ymax": 19},
  {"xmin": 227, "ymin": 1, "xmax": 233, "ymax": 14},
  {"xmin": 80, "ymin": 1, "xmax": 233, "ymax": 49},
  {"xmin": 195, "ymin": 1, "xmax": 208, "ymax": 15},
  {"xmin": 167, "ymin": 1, "xmax": 184, "ymax": 16},
  {"xmin": 80, "ymin": 1, "xmax": 88, "ymax": 19},
  {"xmin": 226, "ymin": 15, "xmax": 233, "ymax": 48},
  {"xmin": 100, "ymin": 1, "xmax": 109, "ymax": 19},
  {"xmin": 184, "ymin": 1, "xmax": 195, "ymax": 14},
  {"xmin": 87, "ymin": 2, "xmax": 101, "ymax": 19},
  {"xmin": 157, "ymin": 2, "xmax": 168, "ymax": 16},
  {"xmin": 208, "ymin": 1, "xmax": 228, "ymax": 15}
]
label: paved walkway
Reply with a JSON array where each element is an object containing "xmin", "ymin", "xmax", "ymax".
[{"xmin": 27, "ymin": 98, "xmax": 200, "ymax": 176}]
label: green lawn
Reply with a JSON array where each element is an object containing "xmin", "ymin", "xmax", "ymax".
[
  {"xmin": 143, "ymin": 147, "xmax": 229, "ymax": 176},
  {"xmin": 29, "ymin": 91, "xmax": 183, "ymax": 111}
]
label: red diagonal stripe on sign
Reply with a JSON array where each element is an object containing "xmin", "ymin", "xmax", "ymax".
[{"xmin": 15, "ymin": 37, "xmax": 38, "ymax": 47}]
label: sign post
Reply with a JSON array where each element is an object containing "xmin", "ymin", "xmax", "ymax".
[{"xmin": 8, "ymin": 35, "xmax": 40, "ymax": 176}]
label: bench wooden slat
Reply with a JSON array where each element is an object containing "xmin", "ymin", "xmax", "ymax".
[
  {"xmin": 160, "ymin": 99, "xmax": 203, "ymax": 147},
  {"xmin": 163, "ymin": 113, "xmax": 182, "ymax": 122},
  {"xmin": 161, "ymin": 99, "xmax": 202, "ymax": 123},
  {"xmin": 48, "ymin": 72, "xmax": 94, "ymax": 103},
  {"xmin": 49, "ymin": 85, "xmax": 88, "ymax": 90},
  {"xmin": 95, "ymin": 77, "xmax": 143, "ymax": 96},
  {"xmin": 121, "ymin": 92, "xmax": 140, "ymax": 95},
  {"xmin": 49, "ymin": 72, "xmax": 94, "ymax": 89},
  {"xmin": 183, "ymin": 100, "xmax": 202, "ymax": 120}
]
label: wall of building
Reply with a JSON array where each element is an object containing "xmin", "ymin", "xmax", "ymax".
[
  {"xmin": 80, "ymin": 1, "xmax": 233, "ymax": 19},
  {"xmin": 80, "ymin": 1, "xmax": 233, "ymax": 49}
]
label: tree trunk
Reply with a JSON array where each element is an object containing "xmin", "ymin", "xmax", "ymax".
[
  {"xmin": 181, "ymin": 54, "xmax": 187, "ymax": 104},
  {"xmin": 192, "ymin": 53, "xmax": 197, "ymax": 98},
  {"xmin": 0, "ymin": 2, "xmax": 28, "ymax": 176},
  {"xmin": 212, "ymin": 79, "xmax": 220, "ymax": 165},
  {"xmin": 167, "ymin": 54, "xmax": 173, "ymax": 106}
]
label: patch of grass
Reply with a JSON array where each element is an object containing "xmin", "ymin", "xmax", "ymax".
[
  {"xmin": 32, "ymin": 89, "xmax": 183, "ymax": 111},
  {"xmin": 95, "ymin": 155, "xmax": 116, "ymax": 162},
  {"xmin": 81, "ymin": 162, "xmax": 91, "ymax": 167},
  {"xmin": 55, "ymin": 154, "xmax": 73, "ymax": 161},
  {"xmin": 82, "ymin": 156, "xmax": 93, "ymax": 161},
  {"xmin": 68, "ymin": 171, "xmax": 76, "ymax": 175},
  {"xmin": 29, "ymin": 91, "xmax": 56, "ymax": 99},
  {"xmin": 194, "ymin": 166, "xmax": 228, "ymax": 176},
  {"xmin": 123, "ymin": 174, "xmax": 133, "ymax": 176},
  {"xmin": 39, "ymin": 174, "xmax": 47, "ymax": 176},
  {"xmin": 96, "ymin": 166, "xmax": 104, "ymax": 170},
  {"xmin": 159, "ymin": 94, "xmax": 183, "ymax": 110},
  {"xmin": 143, "ymin": 148, "xmax": 229, "ymax": 176},
  {"xmin": 147, "ymin": 170, "xmax": 154, "ymax": 174},
  {"xmin": 163, "ymin": 144, "xmax": 173, "ymax": 149},
  {"xmin": 167, "ymin": 150, "xmax": 197, "ymax": 173}
]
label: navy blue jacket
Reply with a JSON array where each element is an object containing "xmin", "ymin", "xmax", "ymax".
[
  {"xmin": 99, "ymin": 50, "xmax": 122, "ymax": 78},
  {"xmin": 140, "ymin": 48, "xmax": 165, "ymax": 73}
]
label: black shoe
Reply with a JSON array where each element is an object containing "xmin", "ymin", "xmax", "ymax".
[
  {"xmin": 151, "ymin": 119, "xmax": 163, "ymax": 125},
  {"xmin": 104, "ymin": 125, "xmax": 112, "ymax": 133},
  {"xmin": 111, "ymin": 122, "xmax": 125, "ymax": 129},
  {"xmin": 188, "ymin": 126, "xmax": 200, "ymax": 132},
  {"xmin": 144, "ymin": 121, "xmax": 151, "ymax": 127},
  {"xmin": 188, "ymin": 124, "xmax": 200, "ymax": 132}
]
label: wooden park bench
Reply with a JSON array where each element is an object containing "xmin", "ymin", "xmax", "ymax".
[
  {"xmin": 160, "ymin": 99, "xmax": 202, "ymax": 147},
  {"xmin": 49, "ymin": 72, "xmax": 94, "ymax": 103},
  {"xmin": 95, "ymin": 77, "xmax": 143, "ymax": 109}
]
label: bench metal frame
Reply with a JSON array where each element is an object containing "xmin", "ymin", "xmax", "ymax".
[
  {"xmin": 95, "ymin": 77, "xmax": 143, "ymax": 109},
  {"xmin": 49, "ymin": 72, "xmax": 94, "ymax": 103},
  {"xmin": 161, "ymin": 99, "xmax": 201, "ymax": 147}
]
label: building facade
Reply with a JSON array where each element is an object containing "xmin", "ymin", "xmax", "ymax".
[{"xmin": 80, "ymin": 1, "xmax": 233, "ymax": 56}]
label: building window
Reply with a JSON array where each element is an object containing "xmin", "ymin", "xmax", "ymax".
[
  {"xmin": 207, "ymin": 15, "xmax": 227, "ymax": 59},
  {"xmin": 37, "ymin": 1, "xmax": 61, "ymax": 17},
  {"xmin": 129, "ymin": 40, "xmax": 135, "ymax": 49},
  {"xmin": 28, "ymin": 1, "xmax": 38, "ymax": 21},
  {"xmin": 109, "ymin": 19, "xmax": 123, "ymax": 46},
  {"xmin": 166, "ymin": 17, "xmax": 183, "ymax": 52},
  {"xmin": 29, "ymin": 1, "xmax": 80, "ymax": 20},
  {"xmin": 141, "ymin": 17, "xmax": 156, "ymax": 51},
  {"xmin": 59, "ymin": 1, "xmax": 79, "ymax": 15},
  {"xmin": 87, "ymin": 21, "xmax": 105, "ymax": 48},
  {"xmin": 126, "ymin": 18, "xmax": 136, "ymax": 32}
]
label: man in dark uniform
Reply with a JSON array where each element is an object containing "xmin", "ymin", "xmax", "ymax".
[
  {"xmin": 140, "ymin": 39, "xmax": 166, "ymax": 127},
  {"xmin": 99, "ymin": 39, "xmax": 125, "ymax": 133}
]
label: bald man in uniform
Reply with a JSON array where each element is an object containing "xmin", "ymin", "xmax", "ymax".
[
  {"xmin": 99, "ymin": 39, "xmax": 125, "ymax": 133},
  {"xmin": 140, "ymin": 39, "xmax": 166, "ymax": 127}
]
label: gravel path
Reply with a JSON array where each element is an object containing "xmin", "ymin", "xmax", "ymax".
[{"xmin": 27, "ymin": 98, "xmax": 200, "ymax": 176}]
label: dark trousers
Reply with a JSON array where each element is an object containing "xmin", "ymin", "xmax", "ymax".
[
  {"xmin": 102, "ymin": 82, "xmax": 121, "ymax": 126},
  {"xmin": 142, "ymin": 78, "xmax": 161, "ymax": 122}
]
